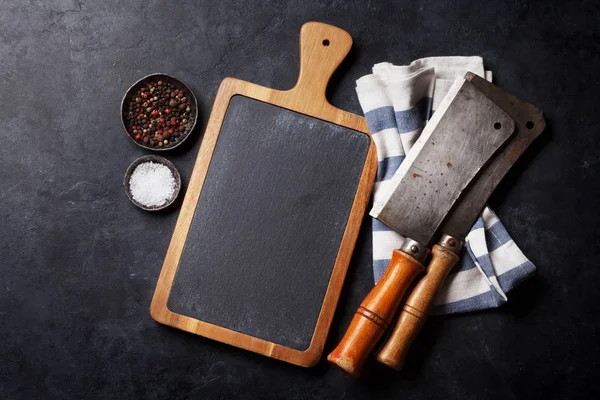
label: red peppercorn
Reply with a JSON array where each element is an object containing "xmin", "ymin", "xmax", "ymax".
[
  {"xmin": 168, "ymin": 129, "xmax": 174, "ymax": 134},
  {"xmin": 132, "ymin": 126, "xmax": 137, "ymax": 130},
  {"xmin": 160, "ymin": 118, "xmax": 165, "ymax": 123},
  {"xmin": 135, "ymin": 134, "xmax": 141, "ymax": 140},
  {"xmin": 161, "ymin": 123, "xmax": 166, "ymax": 127},
  {"xmin": 170, "ymin": 118, "xmax": 177, "ymax": 126},
  {"xmin": 165, "ymin": 109, "xmax": 171, "ymax": 114},
  {"xmin": 157, "ymin": 129, "xmax": 163, "ymax": 135},
  {"xmin": 142, "ymin": 93, "xmax": 149, "ymax": 99},
  {"xmin": 151, "ymin": 110, "xmax": 159, "ymax": 117}
]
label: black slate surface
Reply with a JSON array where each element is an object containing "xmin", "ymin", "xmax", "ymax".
[
  {"xmin": 0, "ymin": 0, "xmax": 599, "ymax": 399},
  {"xmin": 168, "ymin": 96, "xmax": 369, "ymax": 351}
]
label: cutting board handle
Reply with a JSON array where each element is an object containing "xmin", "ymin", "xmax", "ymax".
[{"xmin": 291, "ymin": 22, "xmax": 353, "ymax": 106}]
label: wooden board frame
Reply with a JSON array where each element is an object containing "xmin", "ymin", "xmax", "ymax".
[{"xmin": 150, "ymin": 22, "xmax": 378, "ymax": 367}]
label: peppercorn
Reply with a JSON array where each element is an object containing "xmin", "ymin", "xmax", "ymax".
[{"xmin": 125, "ymin": 78, "xmax": 193, "ymax": 148}]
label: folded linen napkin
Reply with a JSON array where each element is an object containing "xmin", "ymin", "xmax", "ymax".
[{"xmin": 356, "ymin": 57, "xmax": 535, "ymax": 315}]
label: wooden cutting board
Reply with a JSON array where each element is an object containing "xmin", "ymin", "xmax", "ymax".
[{"xmin": 150, "ymin": 21, "xmax": 377, "ymax": 367}]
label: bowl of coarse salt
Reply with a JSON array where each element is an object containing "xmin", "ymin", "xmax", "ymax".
[{"xmin": 124, "ymin": 155, "xmax": 181, "ymax": 211}]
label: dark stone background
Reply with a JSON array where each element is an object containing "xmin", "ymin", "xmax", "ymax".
[{"xmin": 0, "ymin": 0, "xmax": 598, "ymax": 398}]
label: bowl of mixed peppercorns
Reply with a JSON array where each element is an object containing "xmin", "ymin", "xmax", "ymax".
[{"xmin": 121, "ymin": 73, "xmax": 198, "ymax": 151}]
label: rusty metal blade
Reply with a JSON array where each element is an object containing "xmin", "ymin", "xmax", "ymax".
[
  {"xmin": 371, "ymin": 78, "xmax": 515, "ymax": 246},
  {"xmin": 440, "ymin": 73, "xmax": 546, "ymax": 239}
]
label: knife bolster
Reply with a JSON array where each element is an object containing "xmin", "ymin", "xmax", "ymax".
[
  {"xmin": 438, "ymin": 233, "xmax": 463, "ymax": 255},
  {"xmin": 399, "ymin": 238, "xmax": 430, "ymax": 263}
]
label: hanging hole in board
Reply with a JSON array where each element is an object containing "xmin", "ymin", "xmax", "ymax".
[
  {"xmin": 526, "ymin": 120, "xmax": 535, "ymax": 129},
  {"xmin": 494, "ymin": 122, "xmax": 502, "ymax": 130},
  {"xmin": 322, "ymin": 39, "xmax": 330, "ymax": 46}
]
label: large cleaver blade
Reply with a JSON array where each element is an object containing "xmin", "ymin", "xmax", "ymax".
[
  {"xmin": 328, "ymin": 76, "xmax": 515, "ymax": 378},
  {"xmin": 376, "ymin": 72, "xmax": 546, "ymax": 371}
]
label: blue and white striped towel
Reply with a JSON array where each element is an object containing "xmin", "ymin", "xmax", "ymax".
[{"xmin": 356, "ymin": 57, "xmax": 536, "ymax": 315}]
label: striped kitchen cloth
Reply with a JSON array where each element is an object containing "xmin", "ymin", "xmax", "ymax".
[{"xmin": 356, "ymin": 56, "xmax": 536, "ymax": 315}]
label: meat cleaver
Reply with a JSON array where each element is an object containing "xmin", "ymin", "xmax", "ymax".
[
  {"xmin": 328, "ymin": 76, "xmax": 516, "ymax": 377},
  {"xmin": 376, "ymin": 72, "xmax": 546, "ymax": 370}
]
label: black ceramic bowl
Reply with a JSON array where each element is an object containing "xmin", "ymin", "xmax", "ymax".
[
  {"xmin": 121, "ymin": 73, "xmax": 198, "ymax": 151},
  {"xmin": 124, "ymin": 155, "xmax": 181, "ymax": 211}
]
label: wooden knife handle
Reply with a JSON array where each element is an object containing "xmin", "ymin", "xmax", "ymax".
[
  {"xmin": 327, "ymin": 249, "xmax": 425, "ymax": 378},
  {"xmin": 376, "ymin": 244, "xmax": 460, "ymax": 370}
]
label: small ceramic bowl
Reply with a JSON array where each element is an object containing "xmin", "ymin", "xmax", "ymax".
[
  {"xmin": 121, "ymin": 73, "xmax": 198, "ymax": 151},
  {"xmin": 124, "ymin": 155, "xmax": 181, "ymax": 211}
]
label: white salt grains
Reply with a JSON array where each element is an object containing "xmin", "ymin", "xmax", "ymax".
[{"xmin": 129, "ymin": 161, "xmax": 176, "ymax": 207}]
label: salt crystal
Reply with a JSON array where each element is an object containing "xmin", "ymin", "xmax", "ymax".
[{"xmin": 129, "ymin": 161, "xmax": 176, "ymax": 207}]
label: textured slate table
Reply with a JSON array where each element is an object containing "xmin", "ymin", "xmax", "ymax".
[{"xmin": 1, "ymin": 1, "xmax": 598, "ymax": 399}]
